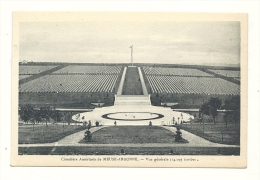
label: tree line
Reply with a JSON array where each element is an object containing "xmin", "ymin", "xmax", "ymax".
[
  {"xmin": 199, "ymin": 96, "xmax": 240, "ymax": 125},
  {"xmin": 19, "ymin": 105, "xmax": 73, "ymax": 128}
]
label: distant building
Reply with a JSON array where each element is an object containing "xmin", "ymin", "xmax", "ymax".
[
  {"xmin": 19, "ymin": 60, "xmax": 33, "ymax": 64},
  {"xmin": 20, "ymin": 60, "xmax": 28, "ymax": 64}
]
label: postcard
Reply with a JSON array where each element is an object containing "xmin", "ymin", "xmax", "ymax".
[{"xmin": 12, "ymin": 12, "xmax": 247, "ymax": 167}]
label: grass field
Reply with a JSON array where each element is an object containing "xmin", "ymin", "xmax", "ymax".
[
  {"xmin": 19, "ymin": 124, "xmax": 88, "ymax": 144},
  {"xmin": 150, "ymin": 93, "xmax": 239, "ymax": 108},
  {"xmin": 122, "ymin": 67, "xmax": 143, "ymax": 95},
  {"xmin": 179, "ymin": 123, "xmax": 240, "ymax": 145},
  {"xmin": 19, "ymin": 92, "xmax": 115, "ymax": 108},
  {"xmin": 79, "ymin": 126, "xmax": 187, "ymax": 144},
  {"xmin": 18, "ymin": 146, "xmax": 240, "ymax": 155}
]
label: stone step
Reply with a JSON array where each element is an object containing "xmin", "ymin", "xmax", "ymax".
[
  {"xmin": 114, "ymin": 101, "xmax": 151, "ymax": 105},
  {"xmin": 116, "ymin": 97, "xmax": 149, "ymax": 101},
  {"xmin": 115, "ymin": 100, "xmax": 150, "ymax": 104},
  {"xmin": 116, "ymin": 95, "xmax": 149, "ymax": 99},
  {"xmin": 116, "ymin": 95, "xmax": 149, "ymax": 97},
  {"xmin": 114, "ymin": 95, "xmax": 151, "ymax": 106}
]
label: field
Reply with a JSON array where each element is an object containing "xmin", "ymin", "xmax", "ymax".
[
  {"xmin": 19, "ymin": 75, "xmax": 32, "ymax": 80},
  {"xmin": 140, "ymin": 66, "xmax": 240, "ymax": 107},
  {"xmin": 19, "ymin": 64, "xmax": 240, "ymax": 108},
  {"xmin": 19, "ymin": 74, "xmax": 119, "ymax": 93},
  {"xmin": 79, "ymin": 126, "xmax": 186, "ymax": 144},
  {"xmin": 19, "ymin": 92, "xmax": 115, "ymax": 108},
  {"xmin": 150, "ymin": 93, "xmax": 239, "ymax": 108},
  {"xmin": 19, "ymin": 65, "xmax": 123, "ymax": 93},
  {"xmin": 207, "ymin": 69, "xmax": 240, "ymax": 77},
  {"xmin": 179, "ymin": 123, "xmax": 240, "ymax": 145},
  {"xmin": 142, "ymin": 66, "xmax": 240, "ymax": 95},
  {"xmin": 146, "ymin": 76, "xmax": 240, "ymax": 95},
  {"xmin": 19, "ymin": 65, "xmax": 57, "ymax": 74},
  {"xmin": 18, "ymin": 124, "xmax": 88, "ymax": 144},
  {"xmin": 122, "ymin": 67, "xmax": 143, "ymax": 95},
  {"xmin": 143, "ymin": 66, "xmax": 213, "ymax": 76},
  {"xmin": 51, "ymin": 65, "xmax": 121, "ymax": 74},
  {"xmin": 19, "ymin": 64, "xmax": 124, "ymax": 107}
]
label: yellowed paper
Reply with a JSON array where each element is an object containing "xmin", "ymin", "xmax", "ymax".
[{"xmin": 12, "ymin": 12, "xmax": 247, "ymax": 167}]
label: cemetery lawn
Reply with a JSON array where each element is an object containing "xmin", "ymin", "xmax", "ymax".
[
  {"xmin": 122, "ymin": 67, "xmax": 143, "ymax": 95},
  {"xmin": 179, "ymin": 123, "xmax": 240, "ymax": 145},
  {"xmin": 19, "ymin": 124, "xmax": 88, "ymax": 144},
  {"xmin": 79, "ymin": 126, "xmax": 187, "ymax": 144}
]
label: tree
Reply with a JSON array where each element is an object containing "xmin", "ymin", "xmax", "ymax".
[
  {"xmin": 29, "ymin": 109, "xmax": 39, "ymax": 130},
  {"xmin": 33, "ymin": 109, "xmax": 42, "ymax": 124},
  {"xmin": 58, "ymin": 112, "xmax": 68, "ymax": 133},
  {"xmin": 39, "ymin": 106, "xmax": 55, "ymax": 127},
  {"xmin": 222, "ymin": 96, "xmax": 240, "ymax": 126},
  {"xmin": 223, "ymin": 113, "xmax": 232, "ymax": 128},
  {"xmin": 19, "ymin": 104, "xmax": 34, "ymax": 124},
  {"xmin": 62, "ymin": 111, "xmax": 72, "ymax": 125},
  {"xmin": 51, "ymin": 110, "xmax": 62, "ymax": 124},
  {"xmin": 200, "ymin": 97, "xmax": 221, "ymax": 124}
]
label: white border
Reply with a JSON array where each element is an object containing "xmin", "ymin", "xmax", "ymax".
[{"xmin": 1, "ymin": 0, "xmax": 259, "ymax": 180}]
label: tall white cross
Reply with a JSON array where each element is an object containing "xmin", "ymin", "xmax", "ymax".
[{"xmin": 130, "ymin": 45, "xmax": 133, "ymax": 66}]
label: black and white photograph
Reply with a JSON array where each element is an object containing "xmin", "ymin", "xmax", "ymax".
[{"xmin": 12, "ymin": 12, "xmax": 247, "ymax": 167}]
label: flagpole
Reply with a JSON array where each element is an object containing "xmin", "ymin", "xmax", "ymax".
[{"xmin": 130, "ymin": 45, "xmax": 133, "ymax": 66}]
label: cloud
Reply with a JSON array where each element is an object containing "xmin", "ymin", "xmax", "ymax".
[{"xmin": 19, "ymin": 21, "xmax": 240, "ymax": 65}]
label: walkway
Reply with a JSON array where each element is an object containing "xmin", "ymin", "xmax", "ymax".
[
  {"xmin": 114, "ymin": 66, "xmax": 150, "ymax": 106},
  {"xmin": 137, "ymin": 67, "xmax": 148, "ymax": 95},
  {"xmin": 116, "ymin": 67, "xmax": 127, "ymax": 95},
  {"xmin": 56, "ymin": 126, "xmax": 106, "ymax": 145}
]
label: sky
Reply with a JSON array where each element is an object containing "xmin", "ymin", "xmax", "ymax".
[{"xmin": 19, "ymin": 20, "xmax": 240, "ymax": 66}]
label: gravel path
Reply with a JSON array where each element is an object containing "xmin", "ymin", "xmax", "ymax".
[{"xmin": 56, "ymin": 126, "xmax": 106, "ymax": 145}]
